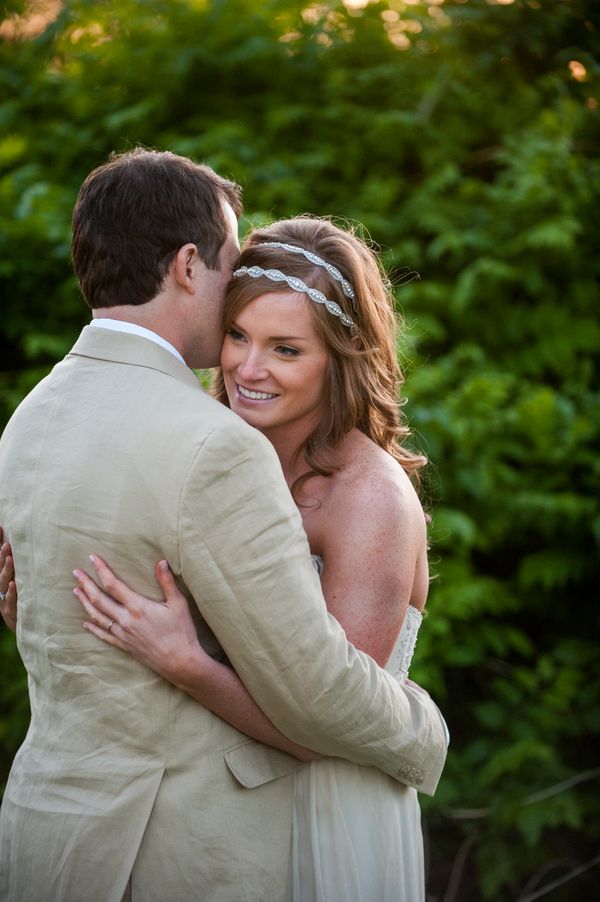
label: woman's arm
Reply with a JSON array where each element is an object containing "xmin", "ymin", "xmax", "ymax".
[
  {"xmin": 0, "ymin": 528, "xmax": 17, "ymax": 632},
  {"xmin": 74, "ymin": 557, "xmax": 318, "ymax": 762},
  {"xmin": 316, "ymin": 468, "xmax": 428, "ymax": 667}
]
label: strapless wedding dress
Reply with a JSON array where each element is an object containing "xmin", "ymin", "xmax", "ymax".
[{"xmin": 287, "ymin": 555, "xmax": 425, "ymax": 902}]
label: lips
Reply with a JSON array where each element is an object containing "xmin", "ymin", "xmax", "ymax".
[{"xmin": 237, "ymin": 383, "xmax": 278, "ymax": 401}]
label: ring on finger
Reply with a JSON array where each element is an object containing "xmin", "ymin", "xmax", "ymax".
[
  {"xmin": 107, "ymin": 619, "xmax": 115, "ymax": 633},
  {"xmin": 0, "ymin": 590, "xmax": 6, "ymax": 603}
]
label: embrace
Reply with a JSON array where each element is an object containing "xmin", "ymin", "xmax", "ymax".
[{"xmin": 0, "ymin": 148, "xmax": 447, "ymax": 902}]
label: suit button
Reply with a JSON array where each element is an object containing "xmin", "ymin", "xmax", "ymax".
[{"xmin": 398, "ymin": 765, "xmax": 424, "ymax": 785}]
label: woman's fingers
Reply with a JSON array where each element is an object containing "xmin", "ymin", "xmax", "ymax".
[
  {"xmin": 0, "ymin": 542, "xmax": 15, "ymax": 594},
  {"xmin": 72, "ymin": 584, "xmax": 112, "ymax": 627},
  {"xmin": 73, "ymin": 584, "xmax": 124, "ymax": 648},
  {"xmin": 72, "ymin": 568, "xmax": 124, "ymax": 622},
  {"xmin": 88, "ymin": 555, "xmax": 143, "ymax": 608},
  {"xmin": 0, "ymin": 579, "xmax": 17, "ymax": 632},
  {"xmin": 80, "ymin": 616, "xmax": 124, "ymax": 650},
  {"xmin": 71, "ymin": 557, "xmax": 199, "ymax": 682},
  {"xmin": 73, "ymin": 559, "xmax": 169, "ymax": 640},
  {"xmin": 0, "ymin": 540, "xmax": 17, "ymax": 632},
  {"xmin": 155, "ymin": 560, "xmax": 183, "ymax": 604}
]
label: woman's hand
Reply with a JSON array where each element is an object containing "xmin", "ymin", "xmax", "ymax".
[
  {"xmin": 73, "ymin": 556, "xmax": 206, "ymax": 687},
  {"xmin": 0, "ymin": 527, "xmax": 17, "ymax": 633}
]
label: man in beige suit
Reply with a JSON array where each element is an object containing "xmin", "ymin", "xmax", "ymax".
[{"xmin": 0, "ymin": 148, "xmax": 447, "ymax": 902}]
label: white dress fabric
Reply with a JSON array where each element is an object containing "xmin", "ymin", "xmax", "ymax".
[{"xmin": 288, "ymin": 555, "xmax": 425, "ymax": 902}]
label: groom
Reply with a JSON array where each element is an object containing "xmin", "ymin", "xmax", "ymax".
[{"xmin": 0, "ymin": 148, "xmax": 447, "ymax": 902}]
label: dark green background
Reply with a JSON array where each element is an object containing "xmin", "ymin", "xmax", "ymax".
[{"xmin": 1, "ymin": 1, "xmax": 599, "ymax": 898}]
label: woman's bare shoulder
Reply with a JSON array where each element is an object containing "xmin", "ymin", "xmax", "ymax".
[
  {"xmin": 333, "ymin": 431, "xmax": 422, "ymax": 505},
  {"xmin": 324, "ymin": 430, "xmax": 427, "ymax": 539}
]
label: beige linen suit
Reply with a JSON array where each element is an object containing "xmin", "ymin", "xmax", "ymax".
[{"xmin": 0, "ymin": 326, "xmax": 447, "ymax": 902}]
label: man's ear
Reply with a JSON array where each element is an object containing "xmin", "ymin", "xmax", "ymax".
[{"xmin": 173, "ymin": 243, "xmax": 202, "ymax": 294}]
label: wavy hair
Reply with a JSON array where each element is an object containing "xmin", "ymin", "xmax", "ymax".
[{"xmin": 212, "ymin": 216, "xmax": 425, "ymax": 498}]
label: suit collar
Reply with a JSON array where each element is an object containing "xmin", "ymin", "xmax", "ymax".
[
  {"xmin": 69, "ymin": 325, "xmax": 203, "ymax": 390},
  {"xmin": 89, "ymin": 318, "xmax": 186, "ymax": 365}
]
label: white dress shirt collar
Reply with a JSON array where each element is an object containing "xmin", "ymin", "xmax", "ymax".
[{"xmin": 90, "ymin": 318, "xmax": 186, "ymax": 367}]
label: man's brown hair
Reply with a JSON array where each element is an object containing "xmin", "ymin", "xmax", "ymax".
[{"xmin": 71, "ymin": 147, "xmax": 242, "ymax": 309}]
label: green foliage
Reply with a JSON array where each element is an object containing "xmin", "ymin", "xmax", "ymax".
[{"xmin": 1, "ymin": 1, "xmax": 599, "ymax": 897}]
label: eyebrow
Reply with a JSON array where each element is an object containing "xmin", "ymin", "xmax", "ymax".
[{"xmin": 230, "ymin": 322, "xmax": 310, "ymax": 342}]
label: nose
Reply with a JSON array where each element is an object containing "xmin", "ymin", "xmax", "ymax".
[{"xmin": 236, "ymin": 347, "xmax": 268, "ymax": 383}]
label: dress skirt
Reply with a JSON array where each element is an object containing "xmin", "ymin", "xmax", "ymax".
[{"xmin": 288, "ymin": 756, "xmax": 425, "ymax": 902}]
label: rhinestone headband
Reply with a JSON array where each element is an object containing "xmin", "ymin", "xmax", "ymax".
[
  {"xmin": 232, "ymin": 265, "xmax": 356, "ymax": 330},
  {"xmin": 258, "ymin": 241, "xmax": 356, "ymax": 306}
]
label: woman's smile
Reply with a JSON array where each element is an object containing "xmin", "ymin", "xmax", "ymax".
[{"xmin": 235, "ymin": 383, "xmax": 280, "ymax": 402}]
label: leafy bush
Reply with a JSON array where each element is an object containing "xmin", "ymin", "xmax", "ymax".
[{"xmin": 1, "ymin": 1, "xmax": 599, "ymax": 897}]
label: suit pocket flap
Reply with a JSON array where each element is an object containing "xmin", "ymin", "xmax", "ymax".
[{"xmin": 224, "ymin": 740, "xmax": 304, "ymax": 788}]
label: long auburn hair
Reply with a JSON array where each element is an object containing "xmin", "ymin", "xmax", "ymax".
[{"xmin": 212, "ymin": 216, "xmax": 425, "ymax": 497}]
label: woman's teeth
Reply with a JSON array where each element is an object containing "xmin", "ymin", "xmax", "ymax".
[{"xmin": 238, "ymin": 385, "xmax": 277, "ymax": 401}]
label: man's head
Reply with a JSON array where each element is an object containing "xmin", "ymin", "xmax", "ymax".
[{"xmin": 71, "ymin": 147, "xmax": 243, "ymax": 367}]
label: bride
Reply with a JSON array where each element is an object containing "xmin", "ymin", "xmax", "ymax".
[{"xmin": 1, "ymin": 216, "xmax": 439, "ymax": 901}]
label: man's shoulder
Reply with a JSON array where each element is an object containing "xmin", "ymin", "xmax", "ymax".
[
  {"xmin": 146, "ymin": 380, "xmax": 277, "ymax": 472},
  {"xmin": 159, "ymin": 381, "xmax": 263, "ymax": 438},
  {"xmin": 0, "ymin": 356, "xmax": 69, "ymax": 434},
  {"xmin": 189, "ymin": 398, "xmax": 277, "ymax": 466}
]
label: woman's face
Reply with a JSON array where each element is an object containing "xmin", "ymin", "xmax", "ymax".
[{"xmin": 220, "ymin": 291, "xmax": 330, "ymax": 443}]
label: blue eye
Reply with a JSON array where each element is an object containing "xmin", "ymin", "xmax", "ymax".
[
  {"xmin": 226, "ymin": 328, "xmax": 245, "ymax": 342},
  {"xmin": 276, "ymin": 345, "xmax": 300, "ymax": 357}
]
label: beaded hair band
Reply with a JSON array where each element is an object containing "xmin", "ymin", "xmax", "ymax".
[
  {"xmin": 232, "ymin": 265, "xmax": 356, "ymax": 330},
  {"xmin": 258, "ymin": 241, "xmax": 356, "ymax": 307}
]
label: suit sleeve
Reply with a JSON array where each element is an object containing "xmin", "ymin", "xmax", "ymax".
[{"xmin": 177, "ymin": 418, "xmax": 447, "ymax": 794}]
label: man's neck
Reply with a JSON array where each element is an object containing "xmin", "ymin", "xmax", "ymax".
[
  {"xmin": 92, "ymin": 302, "xmax": 186, "ymax": 360},
  {"xmin": 90, "ymin": 317, "xmax": 186, "ymax": 366}
]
